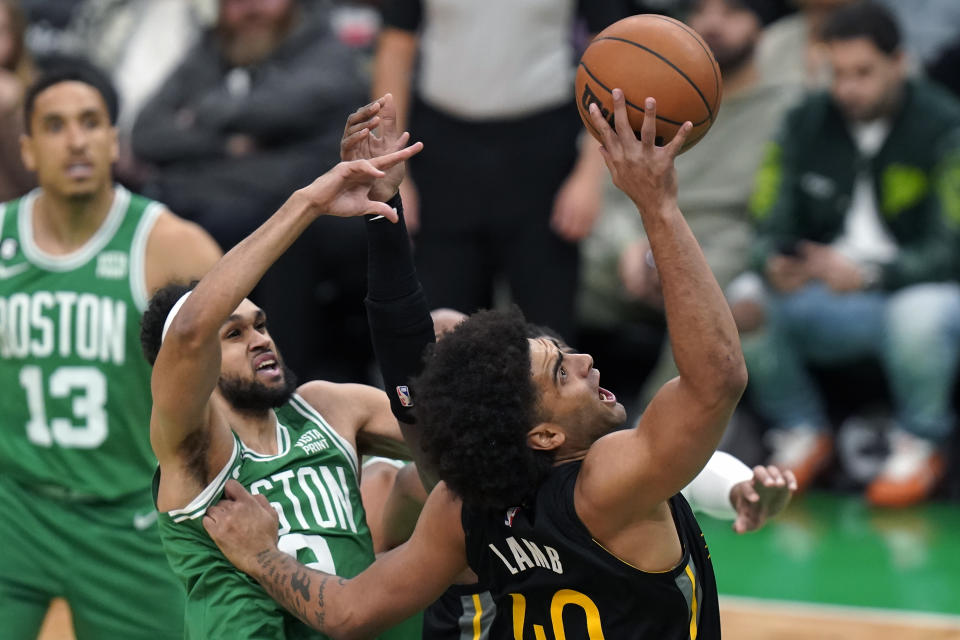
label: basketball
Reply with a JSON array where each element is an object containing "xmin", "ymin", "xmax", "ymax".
[{"xmin": 575, "ymin": 14, "xmax": 722, "ymax": 153}]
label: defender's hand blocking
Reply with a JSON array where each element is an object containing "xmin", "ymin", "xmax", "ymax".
[
  {"xmin": 587, "ymin": 90, "xmax": 691, "ymax": 214},
  {"xmin": 301, "ymin": 142, "xmax": 422, "ymax": 223},
  {"xmin": 204, "ymin": 479, "xmax": 281, "ymax": 577},
  {"xmin": 341, "ymin": 94, "xmax": 412, "ymax": 203},
  {"xmin": 729, "ymin": 465, "xmax": 798, "ymax": 534}
]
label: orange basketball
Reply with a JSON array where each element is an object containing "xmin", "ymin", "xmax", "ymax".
[{"xmin": 575, "ymin": 14, "xmax": 722, "ymax": 153}]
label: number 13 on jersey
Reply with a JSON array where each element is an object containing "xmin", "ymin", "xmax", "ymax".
[{"xmin": 19, "ymin": 365, "xmax": 108, "ymax": 448}]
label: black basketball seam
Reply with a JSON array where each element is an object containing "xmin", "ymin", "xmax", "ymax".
[
  {"xmin": 591, "ymin": 35, "xmax": 715, "ymax": 123},
  {"xmin": 574, "ymin": 85, "xmax": 605, "ymax": 140},
  {"xmin": 644, "ymin": 15, "xmax": 721, "ymax": 112},
  {"xmin": 579, "ymin": 61, "xmax": 710, "ymax": 127}
]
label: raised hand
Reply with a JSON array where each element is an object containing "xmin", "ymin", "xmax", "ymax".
[
  {"xmin": 587, "ymin": 90, "xmax": 691, "ymax": 214},
  {"xmin": 730, "ymin": 465, "xmax": 798, "ymax": 533},
  {"xmin": 301, "ymin": 142, "xmax": 423, "ymax": 223},
  {"xmin": 341, "ymin": 94, "xmax": 413, "ymax": 203}
]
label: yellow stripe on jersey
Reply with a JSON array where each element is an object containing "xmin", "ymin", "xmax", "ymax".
[
  {"xmin": 472, "ymin": 593, "xmax": 483, "ymax": 640},
  {"xmin": 685, "ymin": 564, "xmax": 699, "ymax": 639}
]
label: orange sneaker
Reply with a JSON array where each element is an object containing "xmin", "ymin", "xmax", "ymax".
[
  {"xmin": 866, "ymin": 431, "xmax": 946, "ymax": 508},
  {"xmin": 765, "ymin": 426, "xmax": 834, "ymax": 492}
]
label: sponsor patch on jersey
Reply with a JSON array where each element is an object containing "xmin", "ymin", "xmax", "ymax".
[
  {"xmin": 96, "ymin": 251, "xmax": 128, "ymax": 279},
  {"xmin": 505, "ymin": 506, "xmax": 520, "ymax": 527},
  {"xmin": 396, "ymin": 385, "xmax": 413, "ymax": 407}
]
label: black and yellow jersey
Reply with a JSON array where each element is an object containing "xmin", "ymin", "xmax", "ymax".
[{"xmin": 456, "ymin": 460, "xmax": 720, "ymax": 640}]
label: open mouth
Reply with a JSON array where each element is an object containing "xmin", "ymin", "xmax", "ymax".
[
  {"xmin": 598, "ymin": 387, "xmax": 617, "ymax": 404},
  {"xmin": 253, "ymin": 354, "xmax": 280, "ymax": 377}
]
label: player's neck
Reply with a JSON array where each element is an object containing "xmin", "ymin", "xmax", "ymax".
[
  {"xmin": 33, "ymin": 185, "xmax": 116, "ymax": 255},
  {"xmin": 229, "ymin": 409, "xmax": 281, "ymax": 456}
]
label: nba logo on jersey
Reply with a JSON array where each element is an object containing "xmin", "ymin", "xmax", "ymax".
[
  {"xmin": 504, "ymin": 506, "xmax": 520, "ymax": 527},
  {"xmin": 396, "ymin": 385, "xmax": 413, "ymax": 407}
]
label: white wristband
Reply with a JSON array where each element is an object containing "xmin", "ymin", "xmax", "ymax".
[{"xmin": 681, "ymin": 451, "xmax": 754, "ymax": 521}]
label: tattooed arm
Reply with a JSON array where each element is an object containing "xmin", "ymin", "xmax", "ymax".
[{"xmin": 204, "ymin": 479, "xmax": 467, "ymax": 637}]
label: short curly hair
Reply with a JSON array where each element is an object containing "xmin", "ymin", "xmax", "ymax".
[
  {"xmin": 414, "ymin": 307, "xmax": 553, "ymax": 511},
  {"xmin": 140, "ymin": 281, "xmax": 197, "ymax": 366}
]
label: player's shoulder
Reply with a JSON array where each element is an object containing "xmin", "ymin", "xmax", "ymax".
[
  {"xmin": 297, "ymin": 380, "xmax": 386, "ymax": 418},
  {"xmin": 144, "ymin": 209, "xmax": 221, "ymax": 293},
  {"xmin": 147, "ymin": 209, "xmax": 212, "ymax": 246}
]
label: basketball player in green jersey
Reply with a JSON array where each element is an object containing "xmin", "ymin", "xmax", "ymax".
[
  {"xmin": 140, "ymin": 121, "xmax": 423, "ymax": 639},
  {"xmin": 0, "ymin": 64, "xmax": 222, "ymax": 639}
]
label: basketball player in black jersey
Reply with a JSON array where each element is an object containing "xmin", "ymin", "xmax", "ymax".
[{"xmin": 204, "ymin": 91, "xmax": 746, "ymax": 639}]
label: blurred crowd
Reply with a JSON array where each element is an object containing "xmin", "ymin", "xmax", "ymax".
[{"xmin": 2, "ymin": 0, "xmax": 960, "ymax": 508}]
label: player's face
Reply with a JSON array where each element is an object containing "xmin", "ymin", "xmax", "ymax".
[
  {"xmin": 688, "ymin": 0, "xmax": 761, "ymax": 74},
  {"xmin": 528, "ymin": 338, "xmax": 626, "ymax": 449},
  {"xmin": 218, "ymin": 299, "xmax": 291, "ymax": 394},
  {"xmin": 828, "ymin": 37, "xmax": 905, "ymax": 122},
  {"xmin": 20, "ymin": 81, "xmax": 117, "ymax": 201}
]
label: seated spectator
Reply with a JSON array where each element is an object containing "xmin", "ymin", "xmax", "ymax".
[
  {"xmin": 577, "ymin": 0, "xmax": 801, "ymax": 416},
  {"xmin": 756, "ymin": 0, "xmax": 853, "ymax": 89},
  {"xmin": 0, "ymin": 0, "xmax": 34, "ymax": 200},
  {"xmin": 132, "ymin": 0, "xmax": 372, "ymax": 384},
  {"xmin": 734, "ymin": 0, "xmax": 960, "ymax": 507}
]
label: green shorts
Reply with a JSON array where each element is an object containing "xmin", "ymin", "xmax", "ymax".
[{"xmin": 0, "ymin": 474, "xmax": 185, "ymax": 640}]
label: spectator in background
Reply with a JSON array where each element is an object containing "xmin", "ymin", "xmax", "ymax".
[
  {"xmin": 757, "ymin": 0, "xmax": 853, "ymax": 89},
  {"xmin": 132, "ymin": 0, "xmax": 372, "ymax": 384},
  {"xmin": 0, "ymin": 0, "xmax": 35, "ymax": 200},
  {"xmin": 372, "ymin": 0, "xmax": 625, "ymax": 340},
  {"xmin": 734, "ymin": 0, "xmax": 960, "ymax": 507},
  {"xmin": 577, "ymin": 0, "xmax": 801, "ymax": 418}
]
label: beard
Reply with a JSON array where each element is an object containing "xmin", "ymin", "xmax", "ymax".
[
  {"xmin": 218, "ymin": 363, "xmax": 298, "ymax": 412},
  {"xmin": 707, "ymin": 38, "xmax": 756, "ymax": 76}
]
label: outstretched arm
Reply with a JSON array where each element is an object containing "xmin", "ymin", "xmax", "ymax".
[
  {"xmin": 150, "ymin": 145, "xmax": 421, "ymax": 507},
  {"xmin": 342, "ymin": 96, "xmax": 439, "ymax": 488},
  {"xmin": 576, "ymin": 92, "xmax": 748, "ymax": 537},
  {"xmin": 204, "ymin": 479, "xmax": 467, "ymax": 638}
]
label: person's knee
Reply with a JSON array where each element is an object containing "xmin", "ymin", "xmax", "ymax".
[{"xmin": 886, "ymin": 284, "xmax": 960, "ymax": 350}]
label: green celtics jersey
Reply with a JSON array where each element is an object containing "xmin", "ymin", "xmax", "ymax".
[
  {"xmin": 158, "ymin": 394, "xmax": 375, "ymax": 640},
  {"xmin": 0, "ymin": 186, "xmax": 163, "ymax": 500}
]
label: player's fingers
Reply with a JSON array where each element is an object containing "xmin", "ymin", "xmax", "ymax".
[
  {"xmin": 393, "ymin": 131, "xmax": 411, "ymax": 150},
  {"xmin": 741, "ymin": 480, "xmax": 760, "ymax": 503},
  {"xmin": 345, "ymin": 98, "xmax": 383, "ymax": 128},
  {"xmin": 765, "ymin": 465, "xmax": 786, "ymax": 486},
  {"xmin": 253, "ymin": 493, "xmax": 273, "ymax": 512},
  {"xmin": 379, "ymin": 93, "xmax": 398, "ymax": 134},
  {"xmin": 611, "ymin": 88, "xmax": 632, "ymax": 141},
  {"xmin": 753, "ymin": 465, "xmax": 772, "ymax": 486},
  {"xmin": 733, "ymin": 514, "xmax": 755, "ymax": 534},
  {"xmin": 340, "ymin": 128, "xmax": 369, "ymax": 151},
  {"xmin": 639, "ymin": 97, "xmax": 657, "ymax": 150},
  {"xmin": 345, "ymin": 116, "xmax": 380, "ymax": 137},
  {"xmin": 784, "ymin": 469, "xmax": 799, "ymax": 491},
  {"xmin": 368, "ymin": 200, "xmax": 400, "ymax": 223},
  {"xmin": 202, "ymin": 514, "xmax": 217, "ymax": 534},
  {"xmin": 223, "ymin": 478, "xmax": 252, "ymax": 502},
  {"xmin": 666, "ymin": 121, "xmax": 692, "ymax": 157},
  {"xmin": 587, "ymin": 102, "xmax": 618, "ymax": 154},
  {"xmin": 371, "ymin": 141, "xmax": 424, "ymax": 170}
]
